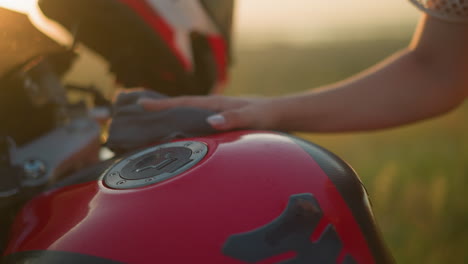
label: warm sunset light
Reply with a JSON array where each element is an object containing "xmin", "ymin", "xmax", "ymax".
[
  {"xmin": 0, "ymin": 0, "xmax": 73, "ymax": 46},
  {"xmin": 0, "ymin": 0, "xmax": 35, "ymax": 13},
  {"xmin": 0, "ymin": 1, "xmax": 466, "ymax": 264}
]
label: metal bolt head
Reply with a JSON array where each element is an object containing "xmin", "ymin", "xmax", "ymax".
[{"xmin": 23, "ymin": 159, "xmax": 47, "ymax": 179}]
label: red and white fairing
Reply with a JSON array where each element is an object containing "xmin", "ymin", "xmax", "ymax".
[
  {"xmin": 37, "ymin": 0, "xmax": 232, "ymax": 95},
  {"xmin": 118, "ymin": 0, "xmax": 229, "ymax": 91},
  {"xmin": 139, "ymin": 0, "xmax": 222, "ymax": 68}
]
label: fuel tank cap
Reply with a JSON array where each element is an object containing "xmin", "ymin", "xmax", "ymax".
[{"xmin": 103, "ymin": 141, "xmax": 207, "ymax": 189}]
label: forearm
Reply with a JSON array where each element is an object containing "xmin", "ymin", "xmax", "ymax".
[
  {"xmin": 266, "ymin": 15, "xmax": 468, "ymax": 133},
  {"xmin": 270, "ymin": 48, "xmax": 465, "ymax": 132}
]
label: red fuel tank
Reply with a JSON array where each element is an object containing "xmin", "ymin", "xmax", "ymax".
[{"xmin": 2, "ymin": 131, "xmax": 393, "ymax": 264}]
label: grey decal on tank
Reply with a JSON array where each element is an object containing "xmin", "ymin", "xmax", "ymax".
[{"xmin": 223, "ymin": 193, "xmax": 357, "ymax": 263}]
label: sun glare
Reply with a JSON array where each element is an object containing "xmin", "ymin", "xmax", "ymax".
[
  {"xmin": 0, "ymin": 0, "xmax": 73, "ymax": 46},
  {"xmin": 0, "ymin": 0, "xmax": 35, "ymax": 13}
]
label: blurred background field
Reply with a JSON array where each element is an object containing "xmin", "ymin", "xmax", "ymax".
[
  {"xmin": 62, "ymin": 1, "xmax": 468, "ymax": 263},
  {"xmin": 226, "ymin": 2, "xmax": 468, "ymax": 263},
  {"xmin": 227, "ymin": 36, "xmax": 468, "ymax": 264}
]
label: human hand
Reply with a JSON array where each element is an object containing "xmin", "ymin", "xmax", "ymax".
[
  {"xmin": 138, "ymin": 95, "xmax": 276, "ymax": 131},
  {"xmin": 107, "ymin": 90, "xmax": 218, "ymax": 153}
]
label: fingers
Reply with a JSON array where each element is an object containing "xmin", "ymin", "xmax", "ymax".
[
  {"xmin": 206, "ymin": 109, "xmax": 254, "ymax": 131},
  {"xmin": 138, "ymin": 95, "xmax": 272, "ymax": 131},
  {"xmin": 139, "ymin": 95, "xmax": 252, "ymax": 112},
  {"xmin": 138, "ymin": 96, "xmax": 214, "ymax": 111},
  {"xmin": 205, "ymin": 114, "xmax": 227, "ymax": 129}
]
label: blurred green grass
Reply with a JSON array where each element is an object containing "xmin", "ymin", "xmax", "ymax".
[{"xmin": 226, "ymin": 37, "xmax": 468, "ymax": 263}]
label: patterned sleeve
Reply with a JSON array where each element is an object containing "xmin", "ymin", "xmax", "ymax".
[{"xmin": 409, "ymin": 0, "xmax": 468, "ymax": 23}]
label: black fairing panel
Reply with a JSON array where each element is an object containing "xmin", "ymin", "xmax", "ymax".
[
  {"xmin": 287, "ymin": 134, "xmax": 395, "ymax": 264},
  {"xmin": 200, "ymin": 0, "xmax": 234, "ymax": 46}
]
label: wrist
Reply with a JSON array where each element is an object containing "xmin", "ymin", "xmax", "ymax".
[{"xmin": 260, "ymin": 96, "xmax": 295, "ymax": 131}]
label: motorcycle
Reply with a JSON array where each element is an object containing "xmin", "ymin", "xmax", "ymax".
[{"xmin": 0, "ymin": 3, "xmax": 394, "ymax": 264}]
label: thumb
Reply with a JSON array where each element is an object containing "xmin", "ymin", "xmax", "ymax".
[{"xmin": 206, "ymin": 109, "xmax": 252, "ymax": 131}]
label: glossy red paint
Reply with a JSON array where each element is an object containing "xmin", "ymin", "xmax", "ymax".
[
  {"xmin": 207, "ymin": 35, "xmax": 228, "ymax": 88},
  {"xmin": 4, "ymin": 131, "xmax": 375, "ymax": 263}
]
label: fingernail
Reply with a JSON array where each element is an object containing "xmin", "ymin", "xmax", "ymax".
[{"xmin": 206, "ymin": 114, "xmax": 226, "ymax": 127}]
